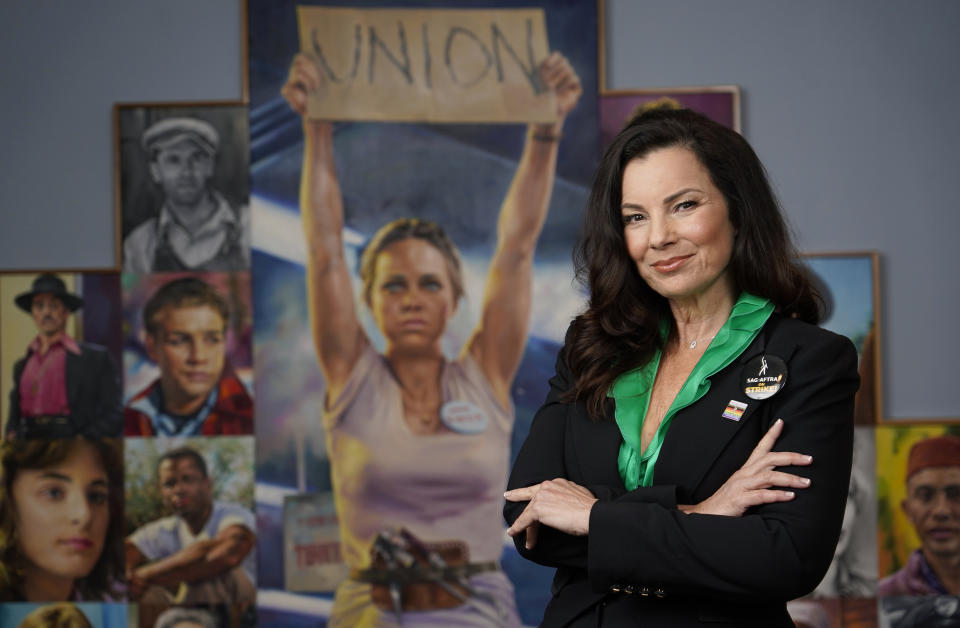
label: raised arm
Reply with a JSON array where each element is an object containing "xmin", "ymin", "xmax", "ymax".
[
  {"xmin": 467, "ymin": 52, "xmax": 582, "ymax": 408},
  {"xmin": 282, "ymin": 53, "xmax": 367, "ymax": 400}
]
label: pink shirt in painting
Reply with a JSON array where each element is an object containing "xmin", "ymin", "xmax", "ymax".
[{"xmin": 19, "ymin": 334, "xmax": 80, "ymax": 416}]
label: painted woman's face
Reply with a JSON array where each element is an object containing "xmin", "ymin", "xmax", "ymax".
[
  {"xmin": 369, "ymin": 238, "xmax": 458, "ymax": 353},
  {"xmin": 12, "ymin": 443, "xmax": 110, "ymax": 583}
]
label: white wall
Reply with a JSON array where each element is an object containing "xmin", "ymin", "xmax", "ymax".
[{"xmin": 1, "ymin": 0, "xmax": 956, "ymax": 418}]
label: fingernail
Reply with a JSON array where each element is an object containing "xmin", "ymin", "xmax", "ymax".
[
  {"xmin": 806, "ymin": 455, "xmax": 814, "ymax": 463},
  {"xmin": 775, "ymin": 418, "xmax": 783, "ymax": 425},
  {"xmin": 786, "ymin": 491, "xmax": 795, "ymax": 498},
  {"xmin": 802, "ymin": 478, "xmax": 811, "ymax": 486}
]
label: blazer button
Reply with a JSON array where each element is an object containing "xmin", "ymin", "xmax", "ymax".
[
  {"xmin": 654, "ymin": 587, "xmax": 666, "ymax": 598},
  {"xmin": 623, "ymin": 585, "xmax": 635, "ymax": 594},
  {"xmin": 610, "ymin": 584, "xmax": 622, "ymax": 593},
  {"xmin": 639, "ymin": 586, "xmax": 650, "ymax": 597}
]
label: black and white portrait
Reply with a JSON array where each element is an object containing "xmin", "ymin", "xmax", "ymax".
[
  {"xmin": 812, "ymin": 425, "xmax": 879, "ymax": 599},
  {"xmin": 115, "ymin": 102, "xmax": 250, "ymax": 273}
]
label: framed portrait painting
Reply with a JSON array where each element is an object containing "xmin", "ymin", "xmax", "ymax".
[
  {"xmin": 802, "ymin": 251, "xmax": 882, "ymax": 424},
  {"xmin": 246, "ymin": 0, "xmax": 601, "ymax": 625},
  {"xmin": 0, "ymin": 270, "xmax": 122, "ymax": 438},
  {"xmin": 113, "ymin": 101, "xmax": 251, "ymax": 275},
  {"xmin": 599, "ymin": 85, "xmax": 741, "ymax": 151},
  {"xmin": 875, "ymin": 422, "xmax": 960, "ymax": 595}
]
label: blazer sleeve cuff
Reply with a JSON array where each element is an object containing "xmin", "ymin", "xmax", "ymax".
[
  {"xmin": 616, "ymin": 485, "xmax": 677, "ymax": 507},
  {"xmin": 587, "ymin": 486, "xmax": 677, "ymax": 592}
]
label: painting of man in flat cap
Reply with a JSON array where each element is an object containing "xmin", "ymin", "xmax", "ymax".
[{"xmin": 115, "ymin": 103, "xmax": 250, "ymax": 273}]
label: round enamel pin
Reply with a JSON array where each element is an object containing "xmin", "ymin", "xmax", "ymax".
[
  {"xmin": 741, "ymin": 354, "xmax": 788, "ymax": 400},
  {"xmin": 440, "ymin": 400, "xmax": 488, "ymax": 434}
]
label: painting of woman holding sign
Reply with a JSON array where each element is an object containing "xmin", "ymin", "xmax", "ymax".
[{"xmin": 281, "ymin": 38, "xmax": 581, "ymax": 625}]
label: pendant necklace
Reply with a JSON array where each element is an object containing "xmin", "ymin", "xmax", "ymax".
[{"xmin": 687, "ymin": 334, "xmax": 716, "ymax": 350}]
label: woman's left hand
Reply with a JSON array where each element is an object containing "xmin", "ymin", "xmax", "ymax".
[
  {"xmin": 682, "ymin": 418, "xmax": 813, "ymax": 517},
  {"xmin": 505, "ymin": 479, "xmax": 597, "ymax": 549}
]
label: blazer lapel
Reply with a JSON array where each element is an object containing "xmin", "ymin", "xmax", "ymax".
[
  {"xmin": 653, "ymin": 329, "xmax": 799, "ymax": 500},
  {"xmin": 571, "ymin": 400, "xmax": 626, "ymax": 491}
]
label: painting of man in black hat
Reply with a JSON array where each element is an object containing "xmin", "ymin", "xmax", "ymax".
[
  {"xmin": 117, "ymin": 103, "xmax": 250, "ymax": 274},
  {"xmin": 5, "ymin": 273, "xmax": 122, "ymax": 439}
]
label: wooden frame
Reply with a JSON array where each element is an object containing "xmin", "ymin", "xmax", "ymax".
[
  {"xmin": 875, "ymin": 421, "xmax": 960, "ymax": 584},
  {"xmin": 244, "ymin": 0, "xmax": 600, "ymax": 622},
  {"xmin": 112, "ymin": 100, "xmax": 250, "ymax": 275},
  {"xmin": 0, "ymin": 269, "xmax": 123, "ymax": 435},
  {"xmin": 241, "ymin": 0, "xmax": 250, "ymax": 103},
  {"xmin": 801, "ymin": 251, "xmax": 883, "ymax": 424},
  {"xmin": 597, "ymin": 0, "xmax": 607, "ymax": 93},
  {"xmin": 599, "ymin": 85, "xmax": 742, "ymax": 150}
]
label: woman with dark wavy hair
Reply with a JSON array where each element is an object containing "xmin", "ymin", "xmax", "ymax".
[
  {"xmin": 504, "ymin": 108, "xmax": 859, "ymax": 627},
  {"xmin": 0, "ymin": 438, "xmax": 124, "ymax": 602}
]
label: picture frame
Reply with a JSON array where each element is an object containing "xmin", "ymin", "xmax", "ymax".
[
  {"xmin": 120, "ymin": 270, "xmax": 254, "ymax": 436},
  {"xmin": 801, "ymin": 251, "xmax": 883, "ymax": 424},
  {"xmin": 245, "ymin": 1, "xmax": 600, "ymax": 624},
  {"xmin": 599, "ymin": 85, "xmax": 741, "ymax": 151},
  {"xmin": 113, "ymin": 101, "xmax": 251, "ymax": 275},
  {"xmin": 125, "ymin": 435, "xmax": 257, "ymax": 626},
  {"xmin": 0, "ymin": 603, "xmax": 128, "ymax": 627},
  {"xmin": 875, "ymin": 421, "xmax": 960, "ymax": 591},
  {"xmin": 808, "ymin": 426, "xmax": 878, "ymax": 600},
  {"xmin": 0, "ymin": 269, "xmax": 123, "ymax": 437}
]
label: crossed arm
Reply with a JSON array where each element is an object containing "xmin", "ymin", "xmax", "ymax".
[
  {"xmin": 125, "ymin": 524, "xmax": 255, "ymax": 600},
  {"xmin": 504, "ymin": 333, "xmax": 857, "ymax": 600}
]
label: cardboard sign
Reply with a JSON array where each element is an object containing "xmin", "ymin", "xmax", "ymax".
[
  {"xmin": 297, "ymin": 7, "xmax": 556, "ymax": 123},
  {"xmin": 284, "ymin": 492, "xmax": 350, "ymax": 591}
]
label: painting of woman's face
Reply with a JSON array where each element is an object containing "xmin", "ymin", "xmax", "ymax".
[
  {"xmin": 11, "ymin": 442, "xmax": 110, "ymax": 584},
  {"xmin": 369, "ymin": 238, "xmax": 458, "ymax": 353}
]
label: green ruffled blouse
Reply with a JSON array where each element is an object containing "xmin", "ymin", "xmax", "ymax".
[{"xmin": 610, "ymin": 292, "xmax": 774, "ymax": 491}]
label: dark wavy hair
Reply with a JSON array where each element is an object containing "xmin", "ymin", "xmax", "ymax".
[
  {"xmin": 568, "ymin": 107, "xmax": 821, "ymax": 418},
  {"xmin": 0, "ymin": 438, "xmax": 125, "ymax": 602},
  {"xmin": 359, "ymin": 218, "xmax": 465, "ymax": 307}
]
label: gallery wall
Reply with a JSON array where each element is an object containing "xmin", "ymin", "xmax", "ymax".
[{"xmin": 0, "ymin": 0, "xmax": 957, "ymax": 419}]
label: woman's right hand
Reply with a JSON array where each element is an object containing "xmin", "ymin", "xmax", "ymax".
[
  {"xmin": 681, "ymin": 418, "xmax": 813, "ymax": 517},
  {"xmin": 281, "ymin": 53, "xmax": 323, "ymax": 116}
]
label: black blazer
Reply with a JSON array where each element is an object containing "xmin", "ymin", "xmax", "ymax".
[
  {"xmin": 7, "ymin": 342, "xmax": 122, "ymax": 438},
  {"xmin": 505, "ymin": 315, "xmax": 859, "ymax": 627}
]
